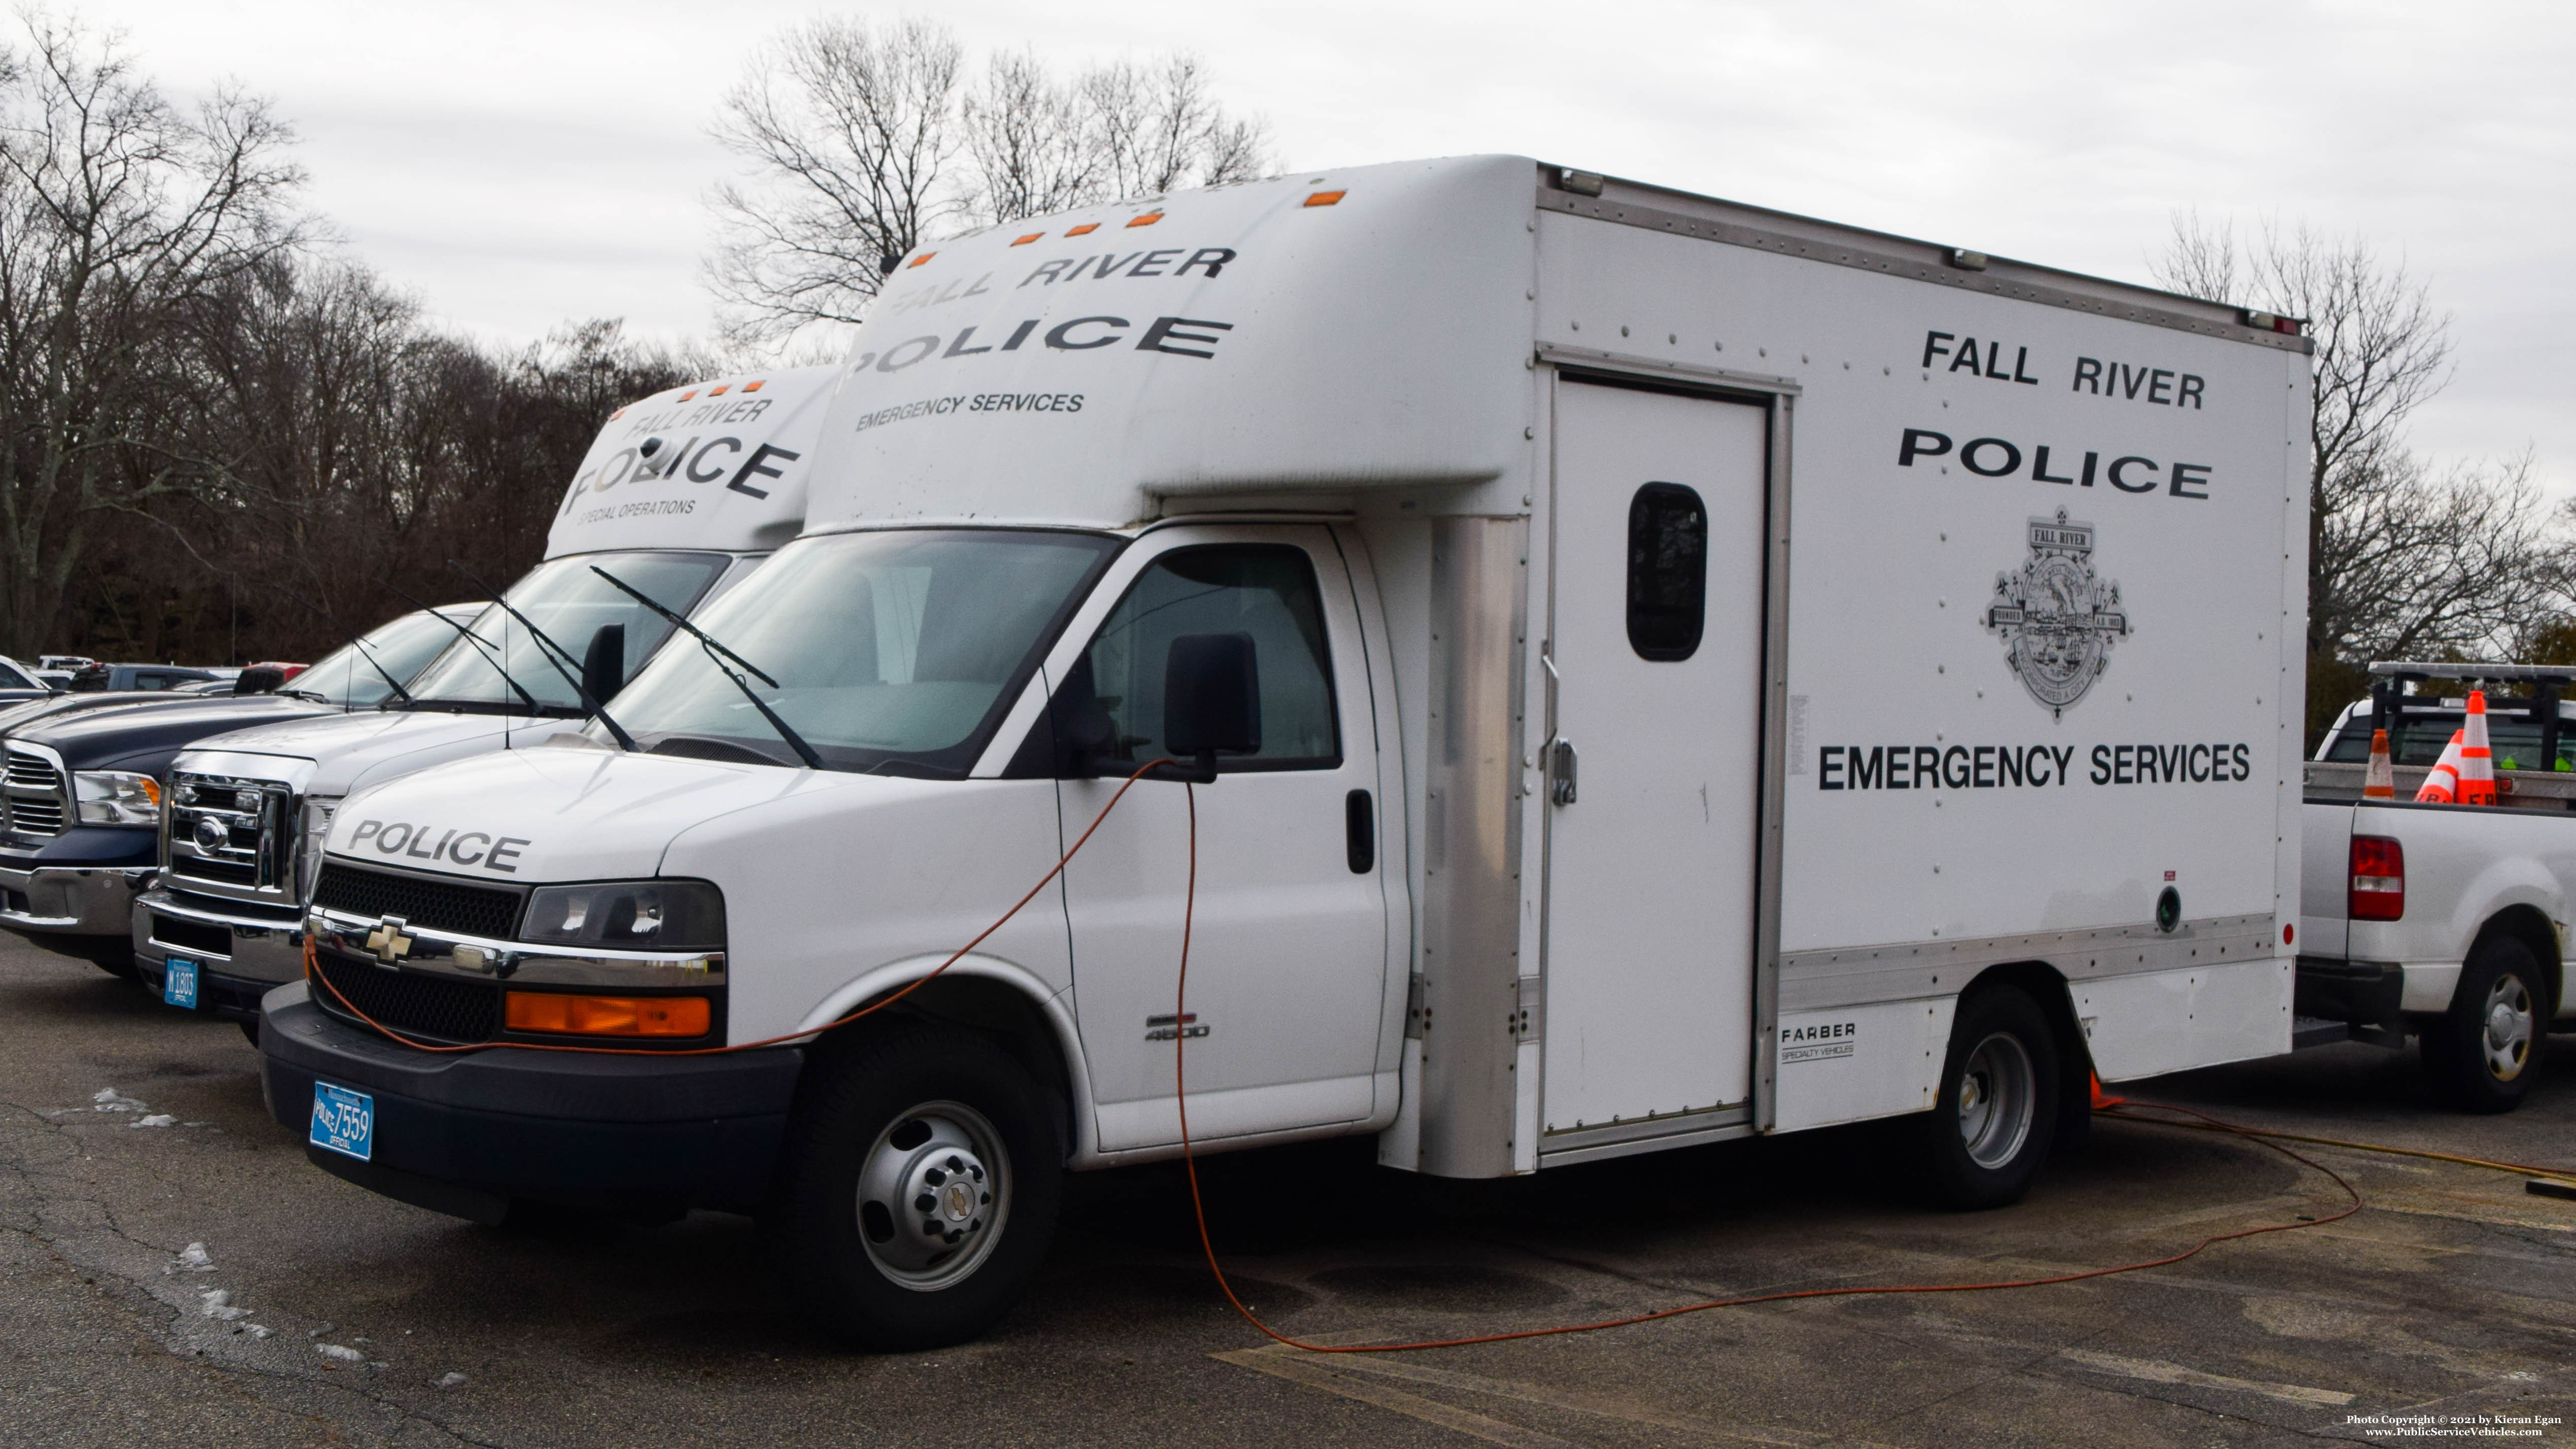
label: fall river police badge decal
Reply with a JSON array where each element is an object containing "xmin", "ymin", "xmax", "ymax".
[{"xmin": 1984, "ymin": 509, "xmax": 2129, "ymax": 718}]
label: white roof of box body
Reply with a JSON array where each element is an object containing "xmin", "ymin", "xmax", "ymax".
[
  {"xmin": 809, "ymin": 156, "xmax": 1540, "ymax": 529},
  {"xmin": 543, "ymin": 364, "xmax": 838, "ymax": 557}
]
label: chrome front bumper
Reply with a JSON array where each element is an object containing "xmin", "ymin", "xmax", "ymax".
[
  {"xmin": 0, "ymin": 864, "xmax": 142, "ymax": 937},
  {"xmin": 131, "ymin": 887, "xmax": 309, "ymax": 985}
]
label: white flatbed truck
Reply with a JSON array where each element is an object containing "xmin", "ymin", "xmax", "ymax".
[{"xmin": 254, "ymin": 155, "xmax": 2316, "ymax": 1347}]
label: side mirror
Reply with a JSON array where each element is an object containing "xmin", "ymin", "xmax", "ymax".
[
  {"xmin": 1163, "ymin": 632, "xmax": 1260, "ymax": 780},
  {"xmin": 234, "ymin": 666, "xmax": 287, "ymax": 695},
  {"xmin": 582, "ymin": 623, "xmax": 627, "ymax": 705}
]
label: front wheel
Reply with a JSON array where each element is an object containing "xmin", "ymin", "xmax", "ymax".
[
  {"xmin": 2422, "ymin": 936, "xmax": 2548, "ymax": 1114},
  {"xmin": 1907, "ymin": 986, "xmax": 2061, "ymax": 1210},
  {"xmin": 764, "ymin": 1024, "xmax": 1063, "ymax": 1351}
]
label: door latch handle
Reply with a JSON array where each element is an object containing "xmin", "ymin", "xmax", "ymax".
[{"xmin": 1548, "ymin": 738, "xmax": 1577, "ymax": 806}]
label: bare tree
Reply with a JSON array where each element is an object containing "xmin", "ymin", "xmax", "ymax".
[
  {"xmin": 960, "ymin": 49, "xmax": 1097, "ymax": 226},
  {"xmin": 706, "ymin": 21, "xmax": 1273, "ymax": 345},
  {"xmin": 704, "ymin": 17, "xmax": 963, "ymax": 346},
  {"xmin": 0, "ymin": 14, "xmax": 304, "ymax": 654},
  {"xmin": 2154, "ymin": 216, "xmax": 2551, "ymax": 740}
]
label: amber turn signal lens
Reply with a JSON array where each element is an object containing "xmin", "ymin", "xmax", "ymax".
[
  {"xmin": 1304, "ymin": 190, "xmax": 1345, "ymax": 207},
  {"xmin": 505, "ymin": 992, "xmax": 710, "ymax": 1038}
]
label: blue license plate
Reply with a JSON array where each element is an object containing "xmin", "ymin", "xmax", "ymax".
[
  {"xmin": 310, "ymin": 1082, "xmax": 374, "ymax": 1161},
  {"xmin": 162, "ymin": 957, "xmax": 198, "ymax": 1009}
]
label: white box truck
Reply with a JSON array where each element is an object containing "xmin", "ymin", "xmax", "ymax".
[
  {"xmin": 135, "ymin": 367, "xmax": 837, "ymax": 1025},
  {"xmin": 254, "ymin": 156, "xmax": 2313, "ymax": 1349}
]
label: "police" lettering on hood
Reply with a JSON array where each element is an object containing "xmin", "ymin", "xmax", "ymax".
[{"xmin": 348, "ymin": 819, "xmax": 530, "ymax": 873}]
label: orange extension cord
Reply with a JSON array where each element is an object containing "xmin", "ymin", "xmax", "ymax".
[{"xmin": 303, "ymin": 764, "xmax": 2564, "ymax": 1355}]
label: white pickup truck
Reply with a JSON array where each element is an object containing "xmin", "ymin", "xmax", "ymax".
[{"xmin": 2299, "ymin": 662, "xmax": 2576, "ymax": 1111}]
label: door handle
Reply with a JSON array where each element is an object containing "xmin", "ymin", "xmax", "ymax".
[
  {"xmin": 1548, "ymin": 738, "xmax": 1577, "ymax": 806},
  {"xmin": 1345, "ymin": 789, "xmax": 1375, "ymax": 874}
]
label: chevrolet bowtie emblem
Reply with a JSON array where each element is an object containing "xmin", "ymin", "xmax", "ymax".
[{"xmin": 364, "ymin": 916, "xmax": 414, "ymax": 965}]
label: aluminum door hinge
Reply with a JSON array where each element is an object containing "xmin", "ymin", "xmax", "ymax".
[
  {"xmin": 1510, "ymin": 975, "xmax": 1543, "ymax": 1042},
  {"xmin": 1405, "ymin": 973, "xmax": 1428, "ymax": 1039}
]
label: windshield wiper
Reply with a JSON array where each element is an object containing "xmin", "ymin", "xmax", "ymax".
[
  {"xmin": 589, "ymin": 564, "xmax": 824, "ymax": 770},
  {"xmin": 388, "ymin": 585, "xmax": 541, "ymax": 716},
  {"xmin": 447, "ymin": 562, "xmax": 637, "ymax": 752},
  {"xmin": 287, "ymin": 589, "xmax": 414, "ymax": 706}
]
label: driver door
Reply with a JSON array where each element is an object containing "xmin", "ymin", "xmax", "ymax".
[{"xmin": 1046, "ymin": 525, "xmax": 1392, "ymax": 1153}]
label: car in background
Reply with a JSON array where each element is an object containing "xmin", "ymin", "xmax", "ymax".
[
  {"xmin": 67, "ymin": 663, "xmax": 223, "ymax": 693},
  {"xmin": 0, "ymin": 605, "xmax": 477, "ymax": 980},
  {"xmin": 37, "ymin": 655, "xmax": 94, "ymax": 672},
  {"xmin": 0, "ymin": 656, "xmax": 59, "ymax": 705}
]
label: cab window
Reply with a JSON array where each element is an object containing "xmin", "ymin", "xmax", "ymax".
[{"xmin": 1061, "ymin": 545, "xmax": 1340, "ymax": 773}]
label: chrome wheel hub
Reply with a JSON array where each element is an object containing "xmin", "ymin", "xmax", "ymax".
[
  {"xmin": 2481, "ymin": 975, "xmax": 2535, "ymax": 1083},
  {"xmin": 855, "ymin": 1101, "xmax": 1008, "ymax": 1291},
  {"xmin": 1956, "ymin": 1031, "xmax": 2036, "ymax": 1170}
]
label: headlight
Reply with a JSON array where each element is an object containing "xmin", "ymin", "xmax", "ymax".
[
  {"xmin": 299, "ymin": 796, "xmax": 340, "ymax": 898},
  {"xmin": 74, "ymin": 770, "xmax": 161, "ymax": 826},
  {"xmin": 522, "ymin": 880, "xmax": 725, "ymax": 951}
]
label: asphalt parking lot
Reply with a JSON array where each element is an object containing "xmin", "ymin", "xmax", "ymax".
[{"xmin": 5, "ymin": 938, "xmax": 2574, "ymax": 1447}]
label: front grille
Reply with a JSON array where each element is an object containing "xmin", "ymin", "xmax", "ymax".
[
  {"xmin": 4, "ymin": 747, "xmax": 64, "ymax": 836},
  {"xmin": 166, "ymin": 772, "xmax": 285, "ymax": 895},
  {"xmin": 313, "ymin": 862, "xmax": 522, "ymax": 940},
  {"xmin": 312, "ymin": 950, "xmax": 500, "ymax": 1043},
  {"xmin": 171, "ymin": 856, "xmax": 257, "ymax": 885},
  {"xmin": 150, "ymin": 913, "xmax": 231, "ymax": 957}
]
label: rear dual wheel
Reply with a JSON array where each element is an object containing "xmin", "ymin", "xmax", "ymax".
[
  {"xmin": 765, "ymin": 1025, "xmax": 1062, "ymax": 1351},
  {"xmin": 1907, "ymin": 986, "xmax": 2061, "ymax": 1209}
]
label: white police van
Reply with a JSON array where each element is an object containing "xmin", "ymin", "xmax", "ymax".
[
  {"xmin": 135, "ymin": 367, "xmax": 838, "ymax": 1025},
  {"xmin": 256, "ymin": 157, "xmax": 2313, "ymax": 1349}
]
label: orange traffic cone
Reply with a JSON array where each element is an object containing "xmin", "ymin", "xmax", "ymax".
[
  {"xmin": 2362, "ymin": 728, "xmax": 2396, "ymax": 798},
  {"xmin": 2090, "ymin": 1072, "xmax": 2125, "ymax": 1110},
  {"xmin": 2457, "ymin": 690, "xmax": 2497, "ymax": 805},
  {"xmin": 2415, "ymin": 729, "xmax": 2464, "ymax": 803}
]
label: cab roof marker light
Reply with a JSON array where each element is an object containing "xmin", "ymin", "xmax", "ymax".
[
  {"xmin": 906, "ymin": 252, "xmax": 935, "ymax": 268},
  {"xmin": 610, "ymin": 408, "xmax": 627, "ymax": 420},
  {"xmin": 1303, "ymin": 190, "xmax": 1346, "ymax": 208},
  {"xmin": 676, "ymin": 390, "xmax": 697, "ymax": 401},
  {"xmin": 708, "ymin": 385, "xmax": 729, "ymax": 396},
  {"xmin": 742, "ymin": 380, "xmax": 763, "ymax": 392},
  {"xmin": 1065, "ymin": 222, "xmax": 1100, "ymax": 237},
  {"xmin": 1011, "ymin": 232, "xmax": 1044, "ymax": 246},
  {"xmin": 1126, "ymin": 212, "xmax": 1163, "ymax": 227}
]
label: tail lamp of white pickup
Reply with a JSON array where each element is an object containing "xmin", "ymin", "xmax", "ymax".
[{"xmin": 2350, "ymin": 835, "xmax": 2405, "ymax": 921}]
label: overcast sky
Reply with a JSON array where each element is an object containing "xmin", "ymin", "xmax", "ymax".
[{"xmin": 69, "ymin": 0, "xmax": 2576, "ymax": 494}]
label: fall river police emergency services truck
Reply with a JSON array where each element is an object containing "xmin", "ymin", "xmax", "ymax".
[
  {"xmin": 133, "ymin": 367, "xmax": 836, "ymax": 1026},
  {"xmin": 252, "ymin": 156, "xmax": 2314, "ymax": 1350}
]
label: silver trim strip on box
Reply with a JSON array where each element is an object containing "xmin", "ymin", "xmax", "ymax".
[{"xmin": 1777, "ymin": 912, "xmax": 2278, "ymax": 1014}]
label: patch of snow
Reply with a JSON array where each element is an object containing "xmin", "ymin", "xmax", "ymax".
[
  {"xmin": 131, "ymin": 1114, "xmax": 177, "ymax": 1129},
  {"xmin": 244, "ymin": 1324, "xmax": 273, "ymax": 1339},
  {"xmin": 91, "ymin": 1088, "xmax": 146, "ymax": 1113},
  {"xmin": 315, "ymin": 1342, "xmax": 364, "ymax": 1364},
  {"xmin": 434, "ymin": 1372, "xmax": 467, "ymax": 1390},
  {"xmin": 171, "ymin": 1243, "xmax": 215, "ymax": 1274},
  {"xmin": 198, "ymin": 1289, "xmax": 250, "ymax": 1322}
]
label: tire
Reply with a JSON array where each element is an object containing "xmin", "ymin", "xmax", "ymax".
[
  {"xmin": 2421, "ymin": 936, "xmax": 2548, "ymax": 1114},
  {"xmin": 763, "ymin": 1023, "xmax": 1063, "ymax": 1351},
  {"xmin": 1908, "ymin": 986, "xmax": 2061, "ymax": 1210}
]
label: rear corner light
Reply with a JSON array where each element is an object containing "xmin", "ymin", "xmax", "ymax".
[
  {"xmin": 2349, "ymin": 835, "xmax": 2404, "ymax": 921},
  {"xmin": 505, "ymin": 992, "xmax": 710, "ymax": 1038}
]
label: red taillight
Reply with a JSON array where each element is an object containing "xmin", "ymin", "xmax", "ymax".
[{"xmin": 2350, "ymin": 835, "xmax": 2404, "ymax": 921}]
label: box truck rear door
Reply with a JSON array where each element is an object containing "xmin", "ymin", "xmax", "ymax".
[{"xmin": 1542, "ymin": 381, "xmax": 1768, "ymax": 1135}]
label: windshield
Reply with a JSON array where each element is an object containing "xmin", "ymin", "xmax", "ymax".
[
  {"xmin": 289, "ymin": 609, "xmax": 472, "ymax": 709},
  {"xmin": 601, "ymin": 529, "xmax": 1120, "ymax": 773},
  {"xmin": 404, "ymin": 551, "xmax": 731, "ymax": 712}
]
